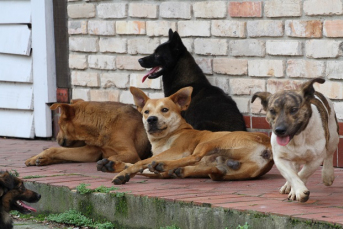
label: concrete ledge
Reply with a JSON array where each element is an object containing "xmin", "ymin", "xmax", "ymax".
[{"xmin": 26, "ymin": 182, "xmax": 341, "ymax": 229}]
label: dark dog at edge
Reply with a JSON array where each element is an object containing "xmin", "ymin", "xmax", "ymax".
[
  {"xmin": 138, "ymin": 29, "xmax": 246, "ymax": 132},
  {"xmin": 0, "ymin": 171, "xmax": 41, "ymax": 229}
]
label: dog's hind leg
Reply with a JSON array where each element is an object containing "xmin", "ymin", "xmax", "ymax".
[
  {"xmin": 171, "ymin": 164, "xmax": 225, "ymax": 179},
  {"xmin": 322, "ymin": 153, "xmax": 335, "ymax": 186}
]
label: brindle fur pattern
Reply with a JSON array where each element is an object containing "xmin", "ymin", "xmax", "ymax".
[
  {"xmin": 0, "ymin": 171, "xmax": 41, "ymax": 229},
  {"xmin": 252, "ymin": 78, "xmax": 340, "ymax": 203}
]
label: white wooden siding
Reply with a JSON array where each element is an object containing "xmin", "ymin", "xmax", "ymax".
[
  {"xmin": 0, "ymin": 0, "xmax": 56, "ymax": 138},
  {"xmin": 0, "ymin": 1, "xmax": 31, "ymax": 24},
  {"xmin": 0, "ymin": 110, "xmax": 34, "ymax": 138},
  {"xmin": 0, "ymin": 25, "xmax": 32, "ymax": 56},
  {"xmin": 32, "ymin": 0, "xmax": 56, "ymax": 137},
  {"xmin": 0, "ymin": 54, "xmax": 32, "ymax": 83},
  {"xmin": 0, "ymin": 83, "xmax": 33, "ymax": 110}
]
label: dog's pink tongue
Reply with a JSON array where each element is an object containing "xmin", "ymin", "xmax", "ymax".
[
  {"xmin": 142, "ymin": 67, "xmax": 161, "ymax": 83},
  {"xmin": 19, "ymin": 201, "xmax": 37, "ymax": 212},
  {"xmin": 276, "ymin": 136, "xmax": 291, "ymax": 146}
]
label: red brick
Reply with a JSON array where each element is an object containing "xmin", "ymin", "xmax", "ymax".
[
  {"xmin": 338, "ymin": 122, "xmax": 343, "ymax": 135},
  {"xmin": 251, "ymin": 116, "xmax": 270, "ymax": 129},
  {"xmin": 229, "ymin": 2, "xmax": 262, "ymax": 18},
  {"xmin": 338, "ymin": 138, "xmax": 343, "ymax": 167},
  {"xmin": 324, "ymin": 20, "xmax": 343, "ymax": 37},
  {"xmin": 56, "ymin": 88, "xmax": 69, "ymax": 103},
  {"xmin": 243, "ymin": 116, "xmax": 251, "ymax": 128},
  {"xmin": 286, "ymin": 20, "xmax": 322, "ymax": 38},
  {"xmin": 333, "ymin": 149, "xmax": 338, "ymax": 167}
]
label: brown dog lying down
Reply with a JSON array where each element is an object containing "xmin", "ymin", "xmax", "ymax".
[
  {"xmin": 25, "ymin": 99, "xmax": 151, "ymax": 172},
  {"xmin": 110, "ymin": 86, "xmax": 274, "ymax": 185}
]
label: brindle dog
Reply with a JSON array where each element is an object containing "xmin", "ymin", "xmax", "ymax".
[{"xmin": 252, "ymin": 78, "xmax": 339, "ymax": 202}]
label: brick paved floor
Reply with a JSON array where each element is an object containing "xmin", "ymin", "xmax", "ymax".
[{"xmin": 1, "ymin": 138, "xmax": 343, "ymax": 226}]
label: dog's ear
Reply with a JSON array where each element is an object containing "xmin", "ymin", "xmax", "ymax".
[
  {"xmin": 130, "ymin": 87, "xmax": 150, "ymax": 112},
  {"xmin": 169, "ymin": 87, "xmax": 193, "ymax": 111},
  {"xmin": 169, "ymin": 31, "xmax": 185, "ymax": 52},
  {"xmin": 0, "ymin": 172, "xmax": 14, "ymax": 196},
  {"xmin": 168, "ymin": 28, "xmax": 173, "ymax": 40},
  {"xmin": 50, "ymin": 103, "xmax": 75, "ymax": 119},
  {"xmin": 252, "ymin": 92, "xmax": 272, "ymax": 111},
  {"xmin": 70, "ymin": 99, "xmax": 84, "ymax": 104},
  {"xmin": 300, "ymin": 78, "xmax": 325, "ymax": 100}
]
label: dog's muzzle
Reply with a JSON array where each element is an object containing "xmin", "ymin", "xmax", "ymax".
[
  {"xmin": 146, "ymin": 116, "xmax": 164, "ymax": 134},
  {"xmin": 147, "ymin": 116, "xmax": 158, "ymax": 124}
]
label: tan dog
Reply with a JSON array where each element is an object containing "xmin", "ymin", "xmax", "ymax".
[
  {"xmin": 111, "ymin": 86, "xmax": 273, "ymax": 185},
  {"xmin": 252, "ymin": 78, "xmax": 339, "ymax": 202},
  {"xmin": 25, "ymin": 100, "xmax": 151, "ymax": 172}
]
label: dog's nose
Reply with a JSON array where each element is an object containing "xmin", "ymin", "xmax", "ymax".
[
  {"xmin": 275, "ymin": 126, "xmax": 287, "ymax": 135},
  {"xmin": 147, "ymin": 116, "xmax": 158, "ymax": 124},
  {"xmin": 138, "ymin": 58, "xmax": 144, "ymax": 65},
  {"xmin": 37, "ymin": 193, "xmax": 41, "ymax": 200}
]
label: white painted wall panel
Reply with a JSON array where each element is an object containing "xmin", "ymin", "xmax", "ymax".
[
  {"xmin": 32, "ymin": 0, "xmax": 56, "ymax": 137},
  {"xmin": 0, "ymin": 25, "xmax": 31, "ymax": 56},
  {"xmin": 0, "ymin": 54, "xmax": 32, "ymax": 83},
  {"xmin": 0, "ymin": 1, "xmax": 31, "ymax": 24},
  {"xmin": 0, "ymin": 110, "xmax": 34, "ymax": 138},
  {"xmin": 0, "ymin": 83, "xmax": 33, "ymax": 110}
]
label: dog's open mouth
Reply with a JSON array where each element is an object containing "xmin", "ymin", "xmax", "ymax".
[
  {"xmin": 142, "ymin": 67, "xmax": 162, "ymax": 83},
  {"xmin": 276, "ymin": 135, "xmax": 292, "ymax": 146},
  {"xmin": 14, "ymin": 200, "xmax": 37, "ymax": 213}
]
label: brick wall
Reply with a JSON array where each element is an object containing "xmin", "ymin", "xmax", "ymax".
[{"xmin": 67, "ymin": 0, "xmax": 343, "ymax": 167}]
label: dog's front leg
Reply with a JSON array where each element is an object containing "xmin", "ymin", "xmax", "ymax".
[
  {"xmin": 25, "ymin": 145, "xmax": 102, "ymax": 166},
  {"xmin": 280, "ymin": 162, "xmax": 300, "ymax": 194},
  {"xmin": 274, "ymin": 157, "xmax": 310, "ymax": 202},
  {"xmin": 148, "ymin": 142, "xmax": 217, "ymax": 173},
  {"xmin": 112, "ymin": 148, "xmax": 185, "ymax": 184}
]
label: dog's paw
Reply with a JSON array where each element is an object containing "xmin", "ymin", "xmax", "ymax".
[
  {"xmin": 25, "ymin": 157, "xmax": 36, "ymax": 166},
  {"xmin": 279, "ymin": 182, "xmax": 291, "ymax": 194},
  {"xmin": 97, "ymin": 159, "xmax": 129, "ymax": 173},
  {"xmin": 288, "ymin": 189, "xmax": 310, "ymax": 202},
  {"xmin": 25, "ymin": 156, "xmax": 50, "ymax": 166},
  {"xmin": 97, "ymin": 159, "xmax": 115, "ymax": 172},
  {"xmin": 322, "ymin": 172, "xmax": 335, "ymax": 186},
  {"xmin": 167, "ymin": 168, "xmax": 184, "ymax": 178},
  {"xmin": 112, "ymin": 173, "xmax": 131, "ymax": 185},
  {"xmin": 148, "ymin": 161, "xmax": 165, "ymax": 173}
]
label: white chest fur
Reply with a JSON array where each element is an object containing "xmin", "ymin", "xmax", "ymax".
[{"xmin": 271, "ymin": 104, "xmax": 326, "ymax": 163}]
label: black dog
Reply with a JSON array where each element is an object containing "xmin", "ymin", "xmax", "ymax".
[
  {"xmin": 0, "ymin": 171, "xmax": 41, "ymax": 229},
  {"xmin": 139, "ymin": 29, "xmax": 246, "ymax": 132}
]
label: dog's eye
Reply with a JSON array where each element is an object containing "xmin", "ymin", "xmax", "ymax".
[
  {"xmin": 161, "ymin": 108, "xmax": 169, "ymax": 113},
  {"xmin": 269, "ymin": 109, "xmax": 276, "ymax": 115},
  {"xmin": 290, "ymin": 107, "xmax": 298, "ymax": 114},
  {"xmin": 144, "ymin": 110, "xmax": 149, "ymax": 114},
  {"xmin": 155, "ymin": 54, "xmax": 160, "ymax": 58}
]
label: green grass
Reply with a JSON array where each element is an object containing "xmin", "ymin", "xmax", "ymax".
[
  {"xmin": 12, "ymin": 209, "xmax": 115, "ymax": 229},
  {"xmin": 9, "ymin": 169, "xmax": 19, "ymax": 177},
  {"xmin": 23, "ymin": 175, "xmax": 46, "ymax": 179},
  {"xmin": 160, "ymin": 225, "xmax": 181, "ymax": 229},
  {"xmin": 47, "ymin": 210, "xmax": 115, "ymax": 229},
  {"xmin": 236, "ymin": 222, "xmax": 250, "ymax": 229},
  {"xmin": 225, "ymin": 222, "xmax": 250, "ymax": 229},
  {"xmin": 76, "ymin": 183, "xmax": 118, "ymax": 194}
]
